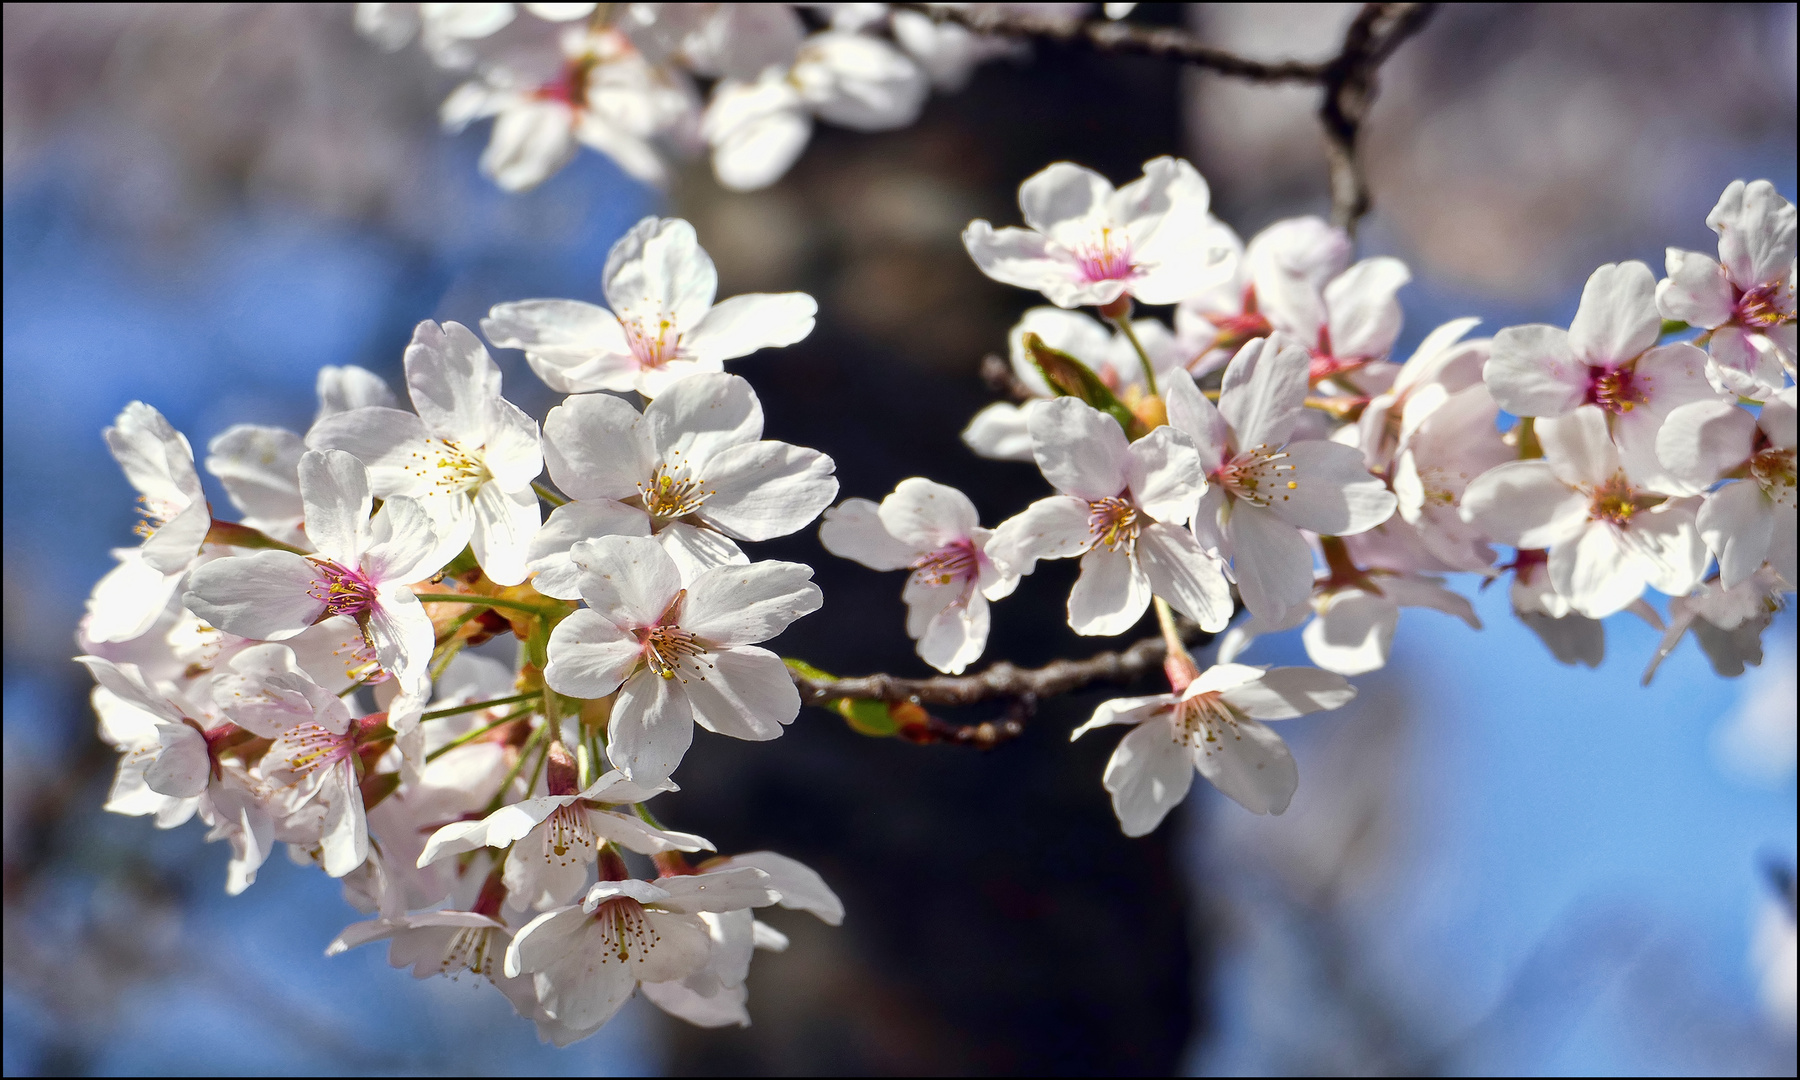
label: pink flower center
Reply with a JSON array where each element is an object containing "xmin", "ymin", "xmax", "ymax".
[
  {"xmin": 1213, "ymin": 446, "xmax": 1298, "ymax": 507},
  {"xmin": 1086, "ymin": 496, "xmax": 1140, "ymax": 550},
  {"xmin": 282, "ymin": 723, "xmax": 357, "ymax": 776},
  {"xmin": 909, "ymin": 540, "xmax": 980, "ymax": 587},
  {"xmin": 1073, "ymin": 229, "xmax": 1137, "ymax": 284},
  {"xmin": 635, "ymin": 593, "xmax": 707, "ymax": 681},
  {"xmin": 624, "ymin": 315, "xmax": 685, "ymax": 371},
  {"xmin": 1584, "ymin": 366, "xmax": 1646, "ymax": 414},
  {"xmin": 309, "ymin": 560, "xmax": 379, "ymax": 619},
  {"xmin": 591, "ymin": 896, "xmax": 658, "ymax": 963},
  {"xmin": 1735, "ymin": 282, "xmax": 1794, "ymax": 330},
  {"xmin": 1587, "ymin": 473, "xmax": 1649, "ymax": 527}
]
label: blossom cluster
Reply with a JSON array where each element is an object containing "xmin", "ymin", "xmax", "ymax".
[
  {"xmin": 78, "ymin": 216, "xmax": 844, "ymax": 1042},
  {"xmin": 77, "ymin": 152, "xmax": 1793, "ymax": 1039},
  {"xmin": 356, "ymin": 2, "xmax": 1127, "ymax": 192}
]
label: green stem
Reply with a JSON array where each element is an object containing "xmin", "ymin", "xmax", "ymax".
[
  {"xmin": 1110, "ymin": 313, "xmax": 1159, "ymax": 396},
  {"xmin": 634, "ymin": 801, "xmax": 668, "ymax": 830},
  {"xmin": 533, "ymin": 480, "xmax": 569, "ymax": 507},
  {"xmin": 487, "ymin": 721, "xmax": 548, "ymax": 812},
  {"xmin": 411, "ymin": 593, "xmax": 560, "ymax": 617},
  {"xmin": 427, "ymin": 704, "xmax": 537, "ymax": 763},
  {"xmin": 429, "ymin": 638, "xmax": 466, "ymax": 683},
  {"xmin": 420, "ymin": 691, "xmax": 541, "ymax": 722}
]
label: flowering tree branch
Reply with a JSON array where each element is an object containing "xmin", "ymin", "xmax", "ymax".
[{"xmin": 893, "ymin": 2, "xmax": 1437, "ymax": 231}]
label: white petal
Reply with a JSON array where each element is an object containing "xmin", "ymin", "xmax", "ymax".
[
  {"xmin": 304, "ymin": 406, "xmax": 429, "ymax": 495},
  {"xmin": 1537, "ymin": 406, "xmax": 1623, "ymax": 489},
  {"xmin": 878, "ymin": 477, "xmax": 980, "ymax": 549},
  {"xmin": 643, "ymin": 372, "xmax": 763, "ymax": 467},
  {"xmin": 1136, "ymin": 524, "xmax": 1232, "ymax": 632},
  {"xmin": 1484, "ymin": 325, "xmax": 1586, "ymax": 417},
  {"xmin": 1459, "ymin": 461, "xmax": 1587, "ymax": 550},
  {"xmin": 1549, "ymin": 522, "xmax": 1647, "ymax": 619},
  {"xmin": 528, "ymin": 500, "xmax": 654, "ymax": 600},
  {"xmin": 366, "ymin": 589, "xmax": 436, "ymax": 687},
  {"xmin": 545, "ymin": 608, "xmax": 642, "ymax": 698},
  {"xmin": 684, "ymin": 646, "xmax": 799, "ymax": 741},
  {"xmin": 182, "ymin": 551, "xmax": 324, "ymax": 640},
  {"xmin": 961, "ymin": 222, "xmax": 1083, "ymax": 305},
  {"xmin": 1163, "ymin": 369, "xmax": 1229, "ymax": 473},
  {"xmin": 1217, "ymin": 665, "xmax": 1356, "ymax": 718},
  {"xmin": 609, "ymin": 669, "xmax": 695, "ymax": 783},
  {"xmin": 1300, "ymin": 589, "xmax": 1398, "ymax": 675},
  {"xmin": 1709, "ymin": 179, "xmax": 1798, "ymax": 287},
  {"xmin": 1027, "ymin": 397, "xmax": 1131, "ymax": 500},
  {"xmin": 1219, "ymin": 334, "xmax": 1311, "ymax": 450},
  {"xmin": 914, "ymin": 587, "xmax": 988, "ymax": 674},
  {"xmin": 1067, "ymin": 545, "xmax": 1151, "ymax": 636},
  {"xmin": 1018, "ymin": 161, "xmax": 1113, "ymax": 233},
  {"xmin": 86, "ymin": 553, "xmax": 180, "ymax": 644},
  {"xmin": 605, "ymin": 217, "xmax": 718, "ymax": 332},
  {"xmin": 482, "ymin": 299, "xmax": 632, "ymax": 371},
  {"xmin": 206, "ymin": 424, "xmax": 304, "ymax": 527},
  {"xmin": 1568, "ymin": 261, "xmax": 1661, "ymax": 366},
  {"xmin": 655, "ymin": 521, "xmax": 748, "ymax": 578},
  {"xmin": 987, "ymin": 495, "xmax": 1091, "ymax": 576},
  {"xmin": 1102, "ymin": 720, "xmax": 1194, "ymax": 837},
  {"xmin": 315, "ymin": 365, "xmax": 397, "ymax": 420},
  {"xmin": 685, "ymin": 293, "xmax": 817, "ymax": 364},
  {"xmin": 1656, "ymin": 249, "xmax": 1734, "ymax": 328},
  {"xmin": 571, "ymin": 535, "xmax": 684, "ymax": 627},
  {"xmin": 1225, "ymin": 504, "xmax": 1313, "ymax": 624},
  {"xmin": 471, "ymin": 482, "xmax": 541, "ymax": 587},
  {"xmin": 961, "ymin": 402, "xmax": 1037, "ymax": 462},
  {"xmin": 1324, "ymin": 257, "xmax": 1410, "ymax": 360},
  {"xmin": 699, "ymin": 441, "xmax": 837, "ymax": 541},
  {"xmin": 818, "ymin": 499, "xmax": 918, "ymax": 571},
  {"xmin": 1696, "ymin": 482, "xmax": 1773, "ymax": 590},
  {"xmin": 363, "ymin": 495, "xmax": 446, "ymax": 585},
  {"xmin": 1655, "ymin": 399, "xmax": 1755, "ymax": 487},
  {"xmin": 1266, "ymin": 439, "xmax": 1395, "ymax": 535},
  {"xmin": 712, "ymin": 851, "xmax": 844, "ymax": 925},
  {"xmin": 404, "ymin": 320, "xmax": 505, "ymax": 443},
  {"xmin": 1194, "ymin": 715, "xmax": 1297, "ymax": 815},
  {"xmin": 682, "ymin": 561, "xmax": 823, "ymax": 645},
  {"xmin": 1126, "ymin": 426, "xmax": 1202, "ymax": 525},
  {"xmin": 480, "ymin": 99, "xmax": 577, "ymax": 192},
  {"xmin": 1071, "ymin": 694, "xmax": 1174, "ymax": 741},
  {"xmin": 543, "ymin": 392, "xmax": 654, "ymax": 501}
]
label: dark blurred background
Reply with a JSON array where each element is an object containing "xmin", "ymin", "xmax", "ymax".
[{"xmin": 4, "ymin": 4, "xmax": 1795, "ymax": 1075}]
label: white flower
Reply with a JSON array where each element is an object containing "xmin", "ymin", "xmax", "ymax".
[
  {"xmin": 543, "ymin": 535, "xmax": 822, "ymax": 782},
  {"xmin": 1267, "ymin": 253, "xmax": 1411, "ymax": 388},
  {"xmin": 308, "ymin": 320, "xmax": 542, "ymax": 586},
  {"xmin": 441, "ymin": 26, "xmax": 700, "ymax": 191},
  {"xmin": 184, "ymin": 450, "xmax": 444, "ymax": 695},
  {"xmin": 1072, "ymin": 663, "xmax": 1356, "ymax": 829},
  {"xmin": 989, "ymin": 398, "xmax": 1231, "ymax": 636},
  {"xmin": 1658, "ymin": 179, "xmax": 1797, "ymax": 399},
  {"xmin": 1644, "ymin": 567, "xmax": 1789, "ymax": 685},
  {"xmin": 418, "ymin": 763, "xmax": 712, "ymax": 911},
  {"xmin": 504, "ymin": 867, "xmax": 781, "ymax": 1045},
  {"xmin": 889, "ymin": 6, "xmax": 1024, "ymax": 91},
  {"xmin": 1389, "ymin": 382, "xmax": 1513, "ymax": 572},
  {"xmin": 702, "ymin": 31, "xmax": 928, "ymax": 192},
  {"xmin": 623, "ymin": 3, "xmax": 805, "ymax": 80},
  {"xmin": 1219, "ymin": 566, "xmax": 1479, "ymax": 677},
  {"xmin": 87, "ymin": 403, "xmax": 212, "ymax": 643},
  {"xmin": 963, "ymin": 157, "xmax": 1226, "ymax": 309},
  {"xmin": 1174, "ymin": 215, "xmax": 1350, "ymax": 376},
  {"xmin": 530, "ymin": 372, "xmax": 837, "ymax": 587},
  {"xmin": 356, "ymin": 3, "xmax": 519, "ymax": 65},
  {"xmin": 1485, "ymin": 261, "xmax": 1721, "ymax": 494},
  {"xmin": 961, "ymin": 306, "xmax": 1188, "ymax": 462},
  {"xmin": 1461, "ymin": 406, "xmax": 1709, "ymax": 619},
  {"xmin": 1164, "ymin": 335, "xmax": 1397, "ymax": 623},
  {"xmin": 819, "ymin": 478, "xmax": 1020, "ymax": 674},
  {"xmin": 1354, "ymin": 317, "xmax": 1490, "ymax": 470},
  {"xmin": 1655, "ymin": 388, "xmax": 1796, "ymax": 588},
  {"xmin": 484, "ymin": 217, "xmax": 817, "ymax": 398}
]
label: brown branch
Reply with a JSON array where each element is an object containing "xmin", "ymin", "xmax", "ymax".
[
  {"xmin": 792, "ymin": 630, "xmax": 1179, "ymax": 708},
  {"xmin": 889, "ymin": 3, "xmax": 1326, "ymax": 82},
  {"xmin": 1319, "ymin": 3, "xmax": 1437, "ymax": 231}
]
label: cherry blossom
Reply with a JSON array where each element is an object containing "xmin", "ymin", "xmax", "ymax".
[
  {"xmin": 543, "ymin": 535, "xmax": 822, "ymax": 782},
  {"xmin": 530, "ymin": 371, "xmax": 836, "ymax": 586},
  {"xmin": 1263, "ymin": 251, "xmax": 1410, "ymax": 388},
  {"xmin": 1163, "ymin": 335, "xmax": 1397, "ymax": 624},
  {"xmin": 1655, "ymin": 387, "xmax": 1796, "ymax": 587},
  {"xmin": 418, "ymin": 754, "xmax": 712, "ymax": 911},
  {"xmin": 963, "ymin": 157, "xmax": 1228, "ymax": 309},
  {"xmin": 1658, "ymin": 179, "xmax": 1797, "ymax": 398},
  {"xmin": 183, "ymin": 450, "xmax": 444, "ymax": 696},
  {"xmin": 961, "ymin": 306, "xmax": 1187, "ymax": 462},
  {"xmin": 1485, "ymin": 261, "xmax": 1721, "ymax": 494},
  {"xmin": 819, "ymin": 478, "xmax": 1020, "ymax": 674},
  {"xmin": 1643, "ymin": 565, "xmax": 1790, "ymax": 684},
  {"xmin": 702, "ymin": 30, "xmax": 928, "ymax": 192},
  {"xmin": 308, "ymin": 320, "xmax": 542, "ymax": 586},
  {"xmin": 484, "ymin": 217, "xmax": 817, "ymax": 398},
  {"xmin": 989, "ymin": 397, "xmax": 1233, "ymax": 636},
  {"xmin": 1072, "ymin": 662, "xmax": 1356, "ymax": 829},
  {"xmin": 1461, "ymin": 406, "xmax": 1708, "ymax": 619},
  {"xmin": 440, "ymin": 25, "xmax": 700, "ymax": 190},
  {"xmin": 1175, "ymin": 215, "xmax": 1352, "ymax": 376},
  {"xmin": 503, "ymin": 867, "xmax": 781, "ymax": 1044},
  {"xmin": 1387, "ymin": 382, "xmax": 1513, "ymax": 572}
]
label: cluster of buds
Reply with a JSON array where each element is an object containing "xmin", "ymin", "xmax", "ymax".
[
  {"xmin": 356, "ymin": 2, "xmax": 1130, "ymax": 192},
  {"xmin": 78, "ymin": 144, "xmax": 1792, "ymax": 1039}
]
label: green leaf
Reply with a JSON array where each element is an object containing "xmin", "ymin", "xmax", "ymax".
[
  {"xmin": 1022, "ymin": 332, "xmax": 1146, "ymax": 439},
  {"xmin": 1659, "ymin": 319, "xmax": 1691, "ymax": 337},
  {"xmin": 783, "ymin": 657, "xmax": 837, "ymax": 682}
]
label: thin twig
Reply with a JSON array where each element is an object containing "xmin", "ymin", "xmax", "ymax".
[
  {"xmin": 1318, "ymin": 3, "xmax": 1437, "ymax": 231},
  {"xmin": 791, "ymin": 631, "xmax": 1179, "ymax": 708}
]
